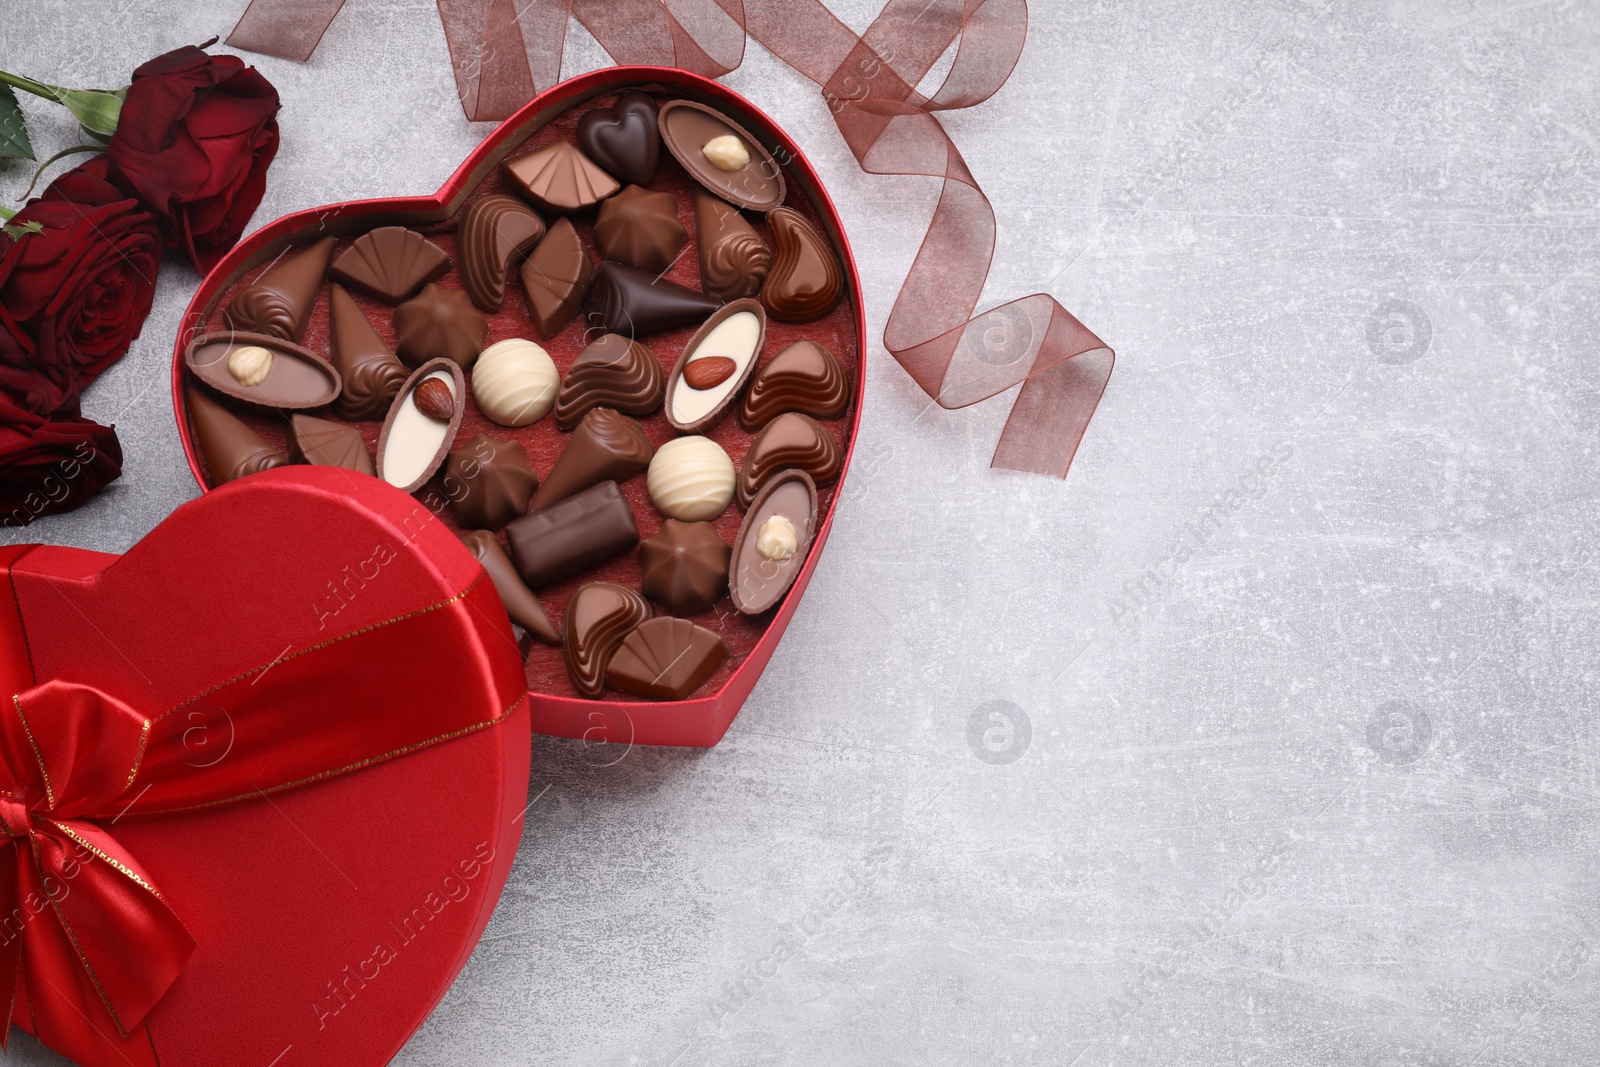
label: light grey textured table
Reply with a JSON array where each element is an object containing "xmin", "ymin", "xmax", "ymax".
[{"xmin": 4, "ymin": 1, "xmax": 1599, "ymax": 1064}]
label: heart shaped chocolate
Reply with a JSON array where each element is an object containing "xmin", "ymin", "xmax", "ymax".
[
  {"xmin": 576, "ymin": 90, "xmax": 661, "ymax": 185},
  {"xmin": 173, "ymin": 69, "xmax": 864, "ymax": 749}
]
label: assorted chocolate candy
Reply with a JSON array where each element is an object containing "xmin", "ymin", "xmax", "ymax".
[{"xmin": 183, "ymin": 86, "xmax": 856, "ymax": 704}]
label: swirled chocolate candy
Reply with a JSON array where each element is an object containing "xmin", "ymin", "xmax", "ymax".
[
  {"xmin": 529, "ymin": 407, "xmax": 652, "ymax": 513},
  {"xmin": 329, "ymin": 227, "xmax": 450, "ymax": 304},
  {"xmin": 458, "ymin": 195, "xmax": 546, "ymax": 312},
  {"xmin": 443, "ymin": 434, "xmax": 538, "ymax": 531},
  {"xmin": 594, "ymin": 185, "xmax": 688, "ymax": 273},
  {"xmin": 761, "ymin": 207, "xmax": 842, "ymax": 323},
  {"xmin": 503, "ymin": 141, "xmax": 619, "ymax": 214},
  {"xmin": 736, "ymin": 411, "xmax": 841, "ymax": 509},
  {"xmin": 329, "ymin": 284, "xmax": 408, "ymax": 421},
  {"xmin": 585, "ymin": 262, "xmax": 722, "ymax": 338},
  {"xmin": 185, "ymin": 331, "xmax": 340, "ymax": 410},
  {"xmin": 287, "ymin": 414, "xmax": 374, "ymax": 476},
  {"xmin": 504, "ymin": 481, "xmax": 639, "ymax": 588},
  {"xmin": 665, "ymin": 299, "xmax": 765, "ymax": 433},
  {"xmin": 553, "ymin": 333, "xmax": 663, "ymax": 430},
  {"xmin": 394, "ymin": 284, "xmax": 488, "ymax": 371},
  {"xmin": 658, "ymin": 100, "xmax": 786, "ymax": 212},
  {"xmin": 519, "ymin": 218, "xmax": 592, "ymax": 339},
  {"xmin": 186, "ymin": 385, "xmax": 286, "ymax": 486},
  {"xmin": 563, "ymin": 581, "xmax": 651, "ymax": 698},
  {"xmin": 694, "ymin": 189, "xmax": 771, "ymax": 300},
  {"xmin": 739, "ymin": 340, "xmax": 849, "ymax": 429},
  {"xmin": 460, "ymin": 530, "xmax": 559, "ymax": 645},
  {"xmin": 577, "ymin": 91, "xmax": 660, "ymax": 185},
  {"xmin": 639, "ymin": 519, "xmax": 730, "ymax": 616},
  {"xmin": 223, "ymin": 237, "xmax": 334, "ymax": 341},
  {"xmin": 607, "ymin": 617, "xmax": 727, "ymax": 700}
]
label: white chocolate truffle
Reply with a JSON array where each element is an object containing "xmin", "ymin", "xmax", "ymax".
[
  {"xmin": 647, "ymin": 436, "xmax": 735, "ymax": 521},
  {"xmin": 471, "ymin": 338, "xmax": 558, "ymax": 426}
]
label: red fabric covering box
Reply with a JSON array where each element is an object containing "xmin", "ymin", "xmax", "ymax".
[{"xmin": 0, "ymin": 466, "xmax": 530, "ymax": 1066}]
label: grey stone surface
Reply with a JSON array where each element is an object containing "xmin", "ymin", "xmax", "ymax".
[{"xmin": 3, "ymin": 0, "xmax": 1600, "ymax": 1063}]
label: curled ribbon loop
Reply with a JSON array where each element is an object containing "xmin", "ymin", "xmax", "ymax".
[
  {"xmin": 0, "ymin": 545, "xmax": 524, "ymax": 1067},
  {"xmin": 226, "ymin": 0, "xmax": 1113, "ymax": 477}
]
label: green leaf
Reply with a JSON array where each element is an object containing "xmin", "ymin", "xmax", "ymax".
[
  {"xmin": 58, "ymin": 88, "xmax": 122, "ymax": 137},
  {"xmin": 79, "ymin": 123, "xmax": 113, "ymax": 145},
  {"xmin": 1, "ymin": 219, "xmax": 43, "ymax": 240},
  {"xmin": 0, "ymin": 85, "xmax": 34, "ymax": 161}
]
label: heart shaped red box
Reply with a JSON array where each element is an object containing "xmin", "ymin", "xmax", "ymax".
[
  {"xmin": 171, "ymin": 68, "xmax": 867, "ymax": 749},
  {"xmin": 3, "ymin": 466, "xmax": 530, "ymax": 1065}
]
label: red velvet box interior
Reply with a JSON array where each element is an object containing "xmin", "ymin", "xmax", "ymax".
[
  {"xmin": 171, "ymin": 68, "xmax": 867, "ymax": 749},
  {"xmin": 8, "ymin": 468, "xmax": 530, "ymax": 1066}
]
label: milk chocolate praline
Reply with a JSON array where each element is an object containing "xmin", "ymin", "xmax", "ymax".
[
  {"xmin": 442, "ymin": 434, "xmax": 538, "ymax": 531},
  {"xmin": 223, "ymin": 237, "xmax": 334, "ymax": 341},
  {"xmin": 594, "ymin": 185, "xmax": 687, "ymax": 274},
  {"xmin": 394, "ymin": 284, "xmax": 488, "ymax": 371},
  {"xmin": 607, "ymin": 618, "xmax": 727, "ymax": 700},
  {"xmin": 640, "ymin": 520, "xmax": 730, "ymax": 616},
  {"xmin": 185, "ymin": 331, "xmax": 341, "ymax": 411},
  {"xmin": 329, "ymin": 228, "xmax": 451, "ymax": 304},
  {"xmin": 736, "ymin": 411, "xmax": 842, "ymax": 509},
  {"xmin": 739, "ymin": 340, "xmax": 849, "ymax": 429},
  {"xmin": 657, "ymin": 100, "xmax": 786, "ymax": 212},
  {"xmin": 563, "ymin": 582, "xmax": 651, "ymax": 698},
  {"xmin": 761, "ymin": 207, "xmax": 843, "ymax": 323},
  {"xmin": 729, "ymin": 471, "xmax": 817, "ymax": 615},
  {"xmin": 694, "ymin": 189, "xmax": 771, "ymax": 300},
  {"xmin": 553, "ymin": 333, "xmax": 664, "ymax": 430}
]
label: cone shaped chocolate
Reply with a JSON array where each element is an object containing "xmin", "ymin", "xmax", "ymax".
[
  {"xmin": 186, "ymin": 385, "xmax": 286, "ymax": 486},
  {"xmin": 529, "ymin": 407, "xmax": 653, "ymax": 512},
  {"xmin": 223, "ymin": 237, "xmax": 335, "ymax": 342},
  {"xmin": 694, "ymin": 190, "xmax": 771, "ymax": 300},
  {"xmin": 461, "ymin": 530, "xmax": 559, "ymax": 645},
  {"xmin": 584, "ymin": 262, "xmax": 722, "ymax": 338},
  {"xmin": 329, "ymin": 284, "xmax": 408, "ymax": 421}
]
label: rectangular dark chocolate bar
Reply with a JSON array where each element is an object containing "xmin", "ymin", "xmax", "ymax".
[{"xmin": 504, "ymin": 480, "xmax": 639, "ymax": 587}]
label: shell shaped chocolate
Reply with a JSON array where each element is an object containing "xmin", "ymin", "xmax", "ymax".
[
  {"xmin": 503, "ymin": 141, "xmax": 620, "ymax": 215},
  {"xmin": 553, "ymin": 333, "xmax": 664, "ymax": 430},
  {"xmin": 563, "ymin": 581, "xmax": 651, "ymax": 698},
  {"xmin": 739, "ymin": 341, "xmax": 849, "ymax": 429},
  {"xmin": 695, "ymin": 190, "xmax": 771, "ymax": 300},
  {"xmin": 459, "ymin": 195, "xmax": 546, "ymax": 312},
  {"xmin": 760, "ymin": 207, "xmax": 842, "ymax": 323},
  {"xmin": 594, "ymin": 185, "xmax": 688, "ymax": 273},
  {"xmin": 735, "ymin": 411, "xmax": 841, "ymax": 509},
  {"xmin": 519, "ymin": 218, "xmax": 593, "ymax": 340},
  {"xmin": 607, "ymin": 617, "xmax": 728, "ymax": 700},
  {"xmin": 329, "ymin": 227, "xmax": 451, "ymax": 304},
  {"xmin": 394, "ymin": 284, "xmax": 488, "ymax": 371}
]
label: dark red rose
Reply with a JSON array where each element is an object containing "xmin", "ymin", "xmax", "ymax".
[
  {"xmin": 106, "ymin": 45, "xmax": 280, "ymax": 273},
  {"xmin": 0, "ymin": 159, "xmax": 161, "ymax": 416},
  {"xmin": 0, "ymin": 396, "xmax": 122, "ymax": 526}
]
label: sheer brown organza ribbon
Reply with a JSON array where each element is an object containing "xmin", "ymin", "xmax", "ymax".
[{"xmin": 227, "ymin": 0, "xmax": 1114, "ymax": 476}]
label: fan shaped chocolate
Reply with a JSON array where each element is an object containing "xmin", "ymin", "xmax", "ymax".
[
  {"xmin": 394, "ymin": 284, "xmax": 488, "ymax": 371},
  {"xmin": 665, "ymin": 299, "xmax": 766, "ymax": 433},
  {"xmin": 519, "ymin": 218, "xmax": 592, "ymax": 339},
  {"xmin": 736, "ymin": 411, "xmax": 841, "ymax": 508},
  {"xmin": 729, "ymin": 471, "xmax": 817, "ymax": 615},
  {"xmin": 329, "ymin": 227, "xmax": 450, "ymax": 304},
  {"xmin": 186, "ymin": 385, "xmax": 286, "ymax": 486},
  {"xmin": 287, "ymin": 414, "xmax": 374, "ymax": 476},
  {"xmin": 563, "ymin": 582, "xmax": 651, "ymax": 698},
  {"xmin": 639, "ymin": 520, "xmax": 730, "ymax": 616},
  {"xmin": 459, "ymin": 195, "xmax": 546, "ymax": 312},
  {"xmin": 185, "ymin": 331, "xmax": 341, "ymax": 411},
  {"xmin": 223, "ymin": 237, "xmax": 334, "ymax": 341},
  {"xmin": 460, "ymin": 530, "xmax": 559, "ymax": 645},
  {"xmin": 761, "ymin": 208, "xmax": 842, "ymax": 322},
  {"xmin": 658, "ymin": 100, "xmax": 786, "ymax": 212},
  {"xmin": 585, "ymin": 262, "xmax": 722, "ymax": 338},
  {"xmin": 694, "ymin": 189, "xmax": 771, "ymax": 300},
  {"xmin": 607, "ymin": 617, "xmax": 727, "ymax": 700},
  {"xmin": 503, "ymin": 141, "xmax": 619, "ymax": 214},
  {"xmin": 577, "ymin": 91, "xmax": 660, "ymax": 185},
  {"xmin": 328, "ymin": 284, "xmax": 408, "ymax": 420},
  {"xmin": 529, "ymin": 407, "xmax": 652, "ymax": 512},
  {"xmin": 594, "ymin": 185, "xmax": 687, "ymax": 273},
  {"xmin": 442, "ymin": 434, "xmax": 538, "ymax": 530},
  {"xmin": 739, "ymin": 340, "xmax": 849, "ymax": 429},
  {"xmin": 553, "ymin": 333, "xmax": 663, "ymax": 429}
]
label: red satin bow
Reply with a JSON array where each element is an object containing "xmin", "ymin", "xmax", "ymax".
[
  {"xmin": 0, "ymin": 544, "xmax": 523, "ymax": 1067},
  {"xmin": 227, "ymin": 0, "xmax": 1115, "ymax": 478}
]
